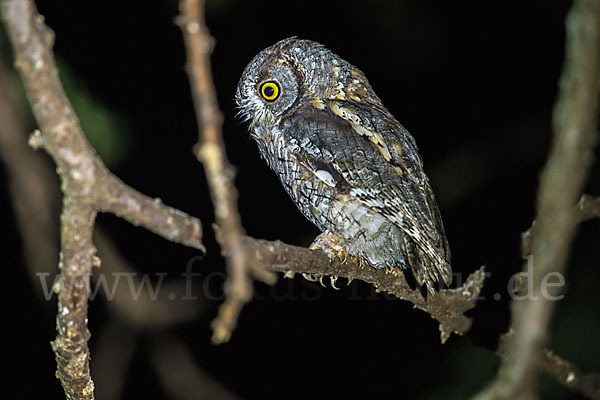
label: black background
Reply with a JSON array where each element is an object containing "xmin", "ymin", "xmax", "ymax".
[{"xmin": 2, "ymin": 0, "xmax": 599, "ymax": 399}]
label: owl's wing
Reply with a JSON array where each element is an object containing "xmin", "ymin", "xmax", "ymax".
[{"xmin": 282, "ymin": 100, "xmax": 451, "ymax": 290}]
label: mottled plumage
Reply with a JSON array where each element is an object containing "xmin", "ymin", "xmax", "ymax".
[{"xmin": 236, "ymin": 38, "xmax": 451, "ymax": 294}]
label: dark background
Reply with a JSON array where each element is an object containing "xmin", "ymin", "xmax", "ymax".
[{"xmin": 2, "ymin": 0, "xmax": 598, "ymax": 399}]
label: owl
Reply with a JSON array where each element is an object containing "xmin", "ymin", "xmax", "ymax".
[{"xmin": 236, "ymin": 38, "xmax": 451, "ymax": 294}]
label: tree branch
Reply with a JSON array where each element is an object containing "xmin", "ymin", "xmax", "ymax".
[
  {"xmin": 1, "ymin": 0, "xmax": 205, "ymax": 397},
  {"xmin": 177, "ymin": 0, "xmax": 276, "ymax": 344},
  {"xmin": 472, "ymin": 0, "xmax": 600, "ymax": 398},
  {"xmin": 541, "ymin": 349, "xmax": 600, "ymax": 399},
  {"xmin": 243, "ymin": 237, "xmax": 486, "ymax": 343}
]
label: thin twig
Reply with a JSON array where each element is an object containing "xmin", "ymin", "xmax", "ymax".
[
  {"xmin": 178, "ymin": 0, "xmax": 275, "ymax": 344},
  {"xmin": 99, "ymin": 175, "xmax": 204, "ymax": 249},
  {"xmin": 541, "ymin": 349, "xmax": 600, "ymax": 399},
  {"xmin": 472, "ymin": 0, "xmax": 600, "ymax": 399},
  {"xmin": 1, "ymin": 0, "xmax": 205, "ymax": 397}
]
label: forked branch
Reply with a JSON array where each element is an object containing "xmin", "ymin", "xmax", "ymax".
[{"xmin": 1, "ymin": 1, "xmax": 204, "ymax": 397}]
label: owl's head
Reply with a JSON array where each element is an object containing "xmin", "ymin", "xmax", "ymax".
[{"xmin": 236, "ymin": 38, "xmax": 346, "ymax": 129}]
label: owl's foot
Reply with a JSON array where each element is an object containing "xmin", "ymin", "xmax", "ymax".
[
  {"xmin": 303, "ymin": 232, "xmax": 348, "ymax": 289},
  {"xmin": 310, "ymin": 231, "xmax": 347, "ymax": 263},
  {"xmin": 303, "ymin": 232, "xmax": 343, "ymax": 288}
]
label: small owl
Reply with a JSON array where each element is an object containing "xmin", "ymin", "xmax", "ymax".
[{"xmin": 236, "ymin": 38, "xmax": 451, "ymax": 294}]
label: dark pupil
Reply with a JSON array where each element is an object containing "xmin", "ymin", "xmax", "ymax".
[{"xmin": 264, "ymin": 85, "xmax": 275, "ymax": 97}]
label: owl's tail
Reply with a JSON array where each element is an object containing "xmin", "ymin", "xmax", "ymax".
[{"xmin": 405, "ymin": 237, "xmax": 452, "ymax": 296}]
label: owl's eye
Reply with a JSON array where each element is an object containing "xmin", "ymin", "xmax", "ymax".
[{"xmin": 259, "ymin": 80, "xmax": 280, "ymax": 102}]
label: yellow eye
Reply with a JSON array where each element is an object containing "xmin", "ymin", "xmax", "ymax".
[{"xmin": 260, "ymin": 81, "xmax": 280, "ymax": 101}]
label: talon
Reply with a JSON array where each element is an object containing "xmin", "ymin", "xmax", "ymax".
[
  {"xmin": 302, "ymin": 273, "xmax": 320, "ymax": 282},
  {"xmin": 331, "ymin": 276, "xmax": 340, "ymax": 290},
  {"xmin": 319, "ymin": 276, "xmax": 327, "ymax": 288},
  {"xmin": 346, "ymin": 277, "xmax": 354, "ymax": 286}
]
